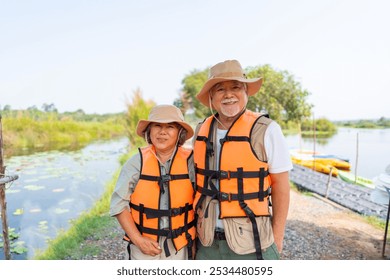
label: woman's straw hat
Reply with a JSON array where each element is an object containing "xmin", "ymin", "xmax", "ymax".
[
  {"xmin": 136, "ymin": 104, "xmax": 194, "ymax": 140},
  {"xmin": 196, "ymin": 60, "xmax": 263, "ymax": 106}
]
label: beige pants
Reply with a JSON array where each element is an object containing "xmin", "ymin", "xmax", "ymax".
[{"xmin": 130, "ymin": 237, "xmax": 188, "ymax": 260}]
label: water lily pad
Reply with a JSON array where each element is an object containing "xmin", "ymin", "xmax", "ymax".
[
  {"xmin": 8, "ymin": 228, "xmax": 20, "ymax": 240},
  {"xmin": 13, "ymin": 208, "xmax": 24, "ymax": 216},
  {"xmin": 11, "ymin": 241, "xmax": 28, "ymax": 254},
  {"xmin": 38, "ymin": 221, "xmax": 49, "ymax": 232},
  {"xmin": 59, "ymin": 198, "xmax": 74, "ymax": 205},
  {"xmin": 54, "ymin": 208, "xmax": 69, "ymax": 214},
  {"xmin": 52, "ymin": 188, "xmax": 65, "ymax": 192},
  {"xmin": 29, "ymin": 208, "xmax": 42, "ymax": 213},
  {"xmin": 24, "ymin": 185, "xmax": 45, "ymax": 191},
  {"xmin": 5, "ymin": 189, "xmax": 21, "ymax": 194},
  {"xmin": 24, "ymin": 178, "xmax": 39, "ymax": 183}
]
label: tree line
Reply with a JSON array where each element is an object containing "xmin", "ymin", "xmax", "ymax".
[{"xmin": 0, "ymin": 106, "xmax": 126, "ymax": 157}]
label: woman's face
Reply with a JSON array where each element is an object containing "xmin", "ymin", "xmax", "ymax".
[{"xmin": 149, "ymin": 122, "xmax": 180, "ymax": 153}]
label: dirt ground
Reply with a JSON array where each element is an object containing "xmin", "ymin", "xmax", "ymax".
[{"xmin": 282, "ymin": 190, "xmax": 387, "ymax": 260}]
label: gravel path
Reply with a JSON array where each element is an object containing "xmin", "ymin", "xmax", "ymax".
[
  {"xmin": 76, "ymin": 189, "xmax": 387, "ymax": 260},
  {"xmin": 282, "ymin": 191, "xmax": 384, "ymax": 260}
]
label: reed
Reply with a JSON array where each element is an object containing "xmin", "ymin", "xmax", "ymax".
[{"xmin": 1, "ymin": 114, "xmax": 125, "ymax": 156}]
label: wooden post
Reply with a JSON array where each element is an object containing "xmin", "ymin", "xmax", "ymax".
[
  {"xmin": 0, "ymin": 115, "xmax": 11, "ymax": 260},
  {"xmin": 354, "ymin": 132, "xmax": 359, "ymax": 185},
  {"xmin": 325, "ymin": 167, "xmax": 333, "ymax": 199},
  {"xmin": 312, "ymin": 113, "xmax": 316, "ymax": 171}
]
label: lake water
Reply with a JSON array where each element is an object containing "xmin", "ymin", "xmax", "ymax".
[
  {"xmin": 0, "ymin": 137, "xmax": 129, "ymax": 260},
  {"xmin": 285, "ymin": 127, "xmax": 390, "ymax": 179}
]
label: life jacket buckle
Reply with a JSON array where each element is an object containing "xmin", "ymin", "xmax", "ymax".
[
  {"xmin": 220, "ymin": 192, "xmax": 232, "ymax": 202},
  {"xmin": 171, "ymin": 207, "xmax": 181, "ymax": 217},
  {"xmin": 160, "ymin": 174, "xmax": 171, "ymax": 183},
  {"xmin": 219, "ymin": 170, "xmax": 231, "ymax": 180}
]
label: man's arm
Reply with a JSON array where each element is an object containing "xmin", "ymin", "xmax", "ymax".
[{"xmin": 270, "ymin": 171, "xmax": 290, "ymax": 253}]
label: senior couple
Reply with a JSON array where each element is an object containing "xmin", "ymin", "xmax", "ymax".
[{"xmin": 110, "ymin": 60, "xmax": 292, "ymax": 260}]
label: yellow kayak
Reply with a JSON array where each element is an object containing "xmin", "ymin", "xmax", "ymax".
[
  {"xmin": 291, "ymin": 157, "xmax": 339, "ymax": 177},
  {"xmin": 290, "ymin": 149, "xmax": 350, "ymax": 175},
  {"xmin": 310, "ymin": 157, "xmax": 351, "ymax": 171}
]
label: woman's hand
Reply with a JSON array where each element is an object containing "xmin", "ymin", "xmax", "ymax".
[{"xmin": 133, "ymin": 235, "xmax": 162, "ymax": 256}]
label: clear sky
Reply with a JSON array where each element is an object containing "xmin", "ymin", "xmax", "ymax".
[{"xmin": 1, "ymin": 0, "xmax": 389, "ymax": 121}]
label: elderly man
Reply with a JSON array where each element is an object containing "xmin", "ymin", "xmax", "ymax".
[{"xmin": 193, "ymin": 60, "xmax": 292, "ymax": 260}]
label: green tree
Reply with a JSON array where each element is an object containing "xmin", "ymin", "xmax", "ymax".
[
  {"xmin": 176, "ymin": 64, "xmax": 312, "ymax": 125},
  {"xmin": 125, "ymin": 88, "xmax": 156, "ymax": 148},
  {"xmin": 174, "ymin": 68, "xmax": 209, "ymax": 119},
  {"xmin": 314, "ymin": 118, "xmax": 337, "ymax": 134},
  {"xmin": 245, "ymin": 65, "xmax": 312, "ymax": 125},
  {"xmin": 301, "ymin": 117, "xmax": 337, "ymax": 137},
  {"xmin": 42, "ymin": 103, "xmax": 58, "ymax": 113},
  {"xmin": 377, "ymin": 117, "xmax": 390, "ymax": 128}
]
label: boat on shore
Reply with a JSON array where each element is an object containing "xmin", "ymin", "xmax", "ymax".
[
  {"xmin": 338, "ymin": 170, "xmax": 375, "ymax": 189},
  {"xmin": 290, "ymin": 149, "xmax": 350, "ymax": 176},
  {"xmin": 291, "ymin": 157, "xmax": 339, "ymax": 177}
]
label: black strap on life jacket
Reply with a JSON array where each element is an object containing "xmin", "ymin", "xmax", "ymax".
[
  {"xmin": 130, "ymin": 201, "xmax": 195, "ymax": 259},
  {"xmin": 195, "ymin": 166, "xmax": 270, "ymax": 260},
  {"xmin": 194, "ymin": 166, "xmax": 271, "ymax": 221},
  {"xmin": 196, "ymin": 166, "xmax": 269, "ymax": 181},
  {"xmin": 138, "ymin": 204, "xmax": 145, "ymax": 235},
  {"xmin": 236, "ymin": 167, "xmax": 263, "ymax": 260},
  {"xmin": 195, "ymin": 167, "xmax": 270, "ymax": 199},
  {"xmin": 196, "ymin": 185, "xmax": 271, "ymax": 202},
  {"xmin": 183, "ymin": 202, "xmax": 194, "ymax": 259},
  {"xmin": 130, "ymin": 202, "xmax": 193, "ymax": 219},
  {"xmin": 122, "ymin": 234, "xmax": 132, "ymax": 260},
  {"xmin": 196, "ymin": 136, "xmax": 214, "ymax": 157},
  {"xmin": 194, "ymin": 117, "xmax": 217, "ymax": 213},
  {"xmin": 219, "ymin": 135, "xmax": 251, "ymax": 144},
  {"xmin": 139, "ymin": 173, "xmax": 189, "ymax": 194},
  {"xmin": 134, "ymin": 220, "xmax": 196, "ymax": 258},
  {"xmin": 123, "ymin": 217, "xmax": 195, "ymax": 260},
  {"xmin": 195, "ymin": 166, "xmax": 221, "ymax": 218},
  {"xmin": 122, "ymin": 218, "xmax": 195, "ymax": 260}
]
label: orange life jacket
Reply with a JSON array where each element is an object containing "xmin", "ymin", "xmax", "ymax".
[
  {"xmin": 130, "ymin": 145, "xmax": 195, "ymax": 257},
  {"xmin": 193, "ymin": 110, "xmax": 272, "ymax": 260},
  {"xmin": 194, "ymin": 110, "xmax": 271, "ymax": 216}
]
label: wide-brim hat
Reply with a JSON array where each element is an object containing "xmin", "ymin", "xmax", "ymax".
[
  {"xmin": 136, "ymin": 104, "xmax": 194, "ymax": 140},
  {"xmin": 196, "ymin": 59, "xmax": 263, "ymax": 106}
]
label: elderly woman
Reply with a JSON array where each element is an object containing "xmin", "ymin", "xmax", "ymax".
[{"xmin": 110, "ymin": 104, "xmax": 195, "ymax": 260}]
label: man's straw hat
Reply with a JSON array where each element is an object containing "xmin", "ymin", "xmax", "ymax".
[{"xmin": 196, "ymin": 60, "xmax": 263, "ymax": 106}]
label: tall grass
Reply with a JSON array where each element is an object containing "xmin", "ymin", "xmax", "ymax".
[{"xmin": 2, "ymin": 113, "xmax": 126, "ymax": 155}]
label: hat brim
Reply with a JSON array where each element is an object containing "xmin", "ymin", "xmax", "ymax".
[
  {"xmin": 136, "ymin": 119, "xmax": 194, "ymax": 140},
  {"xmin": 196, "ymin": 77, "xmax": 263, "ymax": 106}
]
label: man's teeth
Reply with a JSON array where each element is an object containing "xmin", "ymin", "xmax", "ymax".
[{"xmin": 222, "ymin": 99, "xmax": 237, "ymax": 104}]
